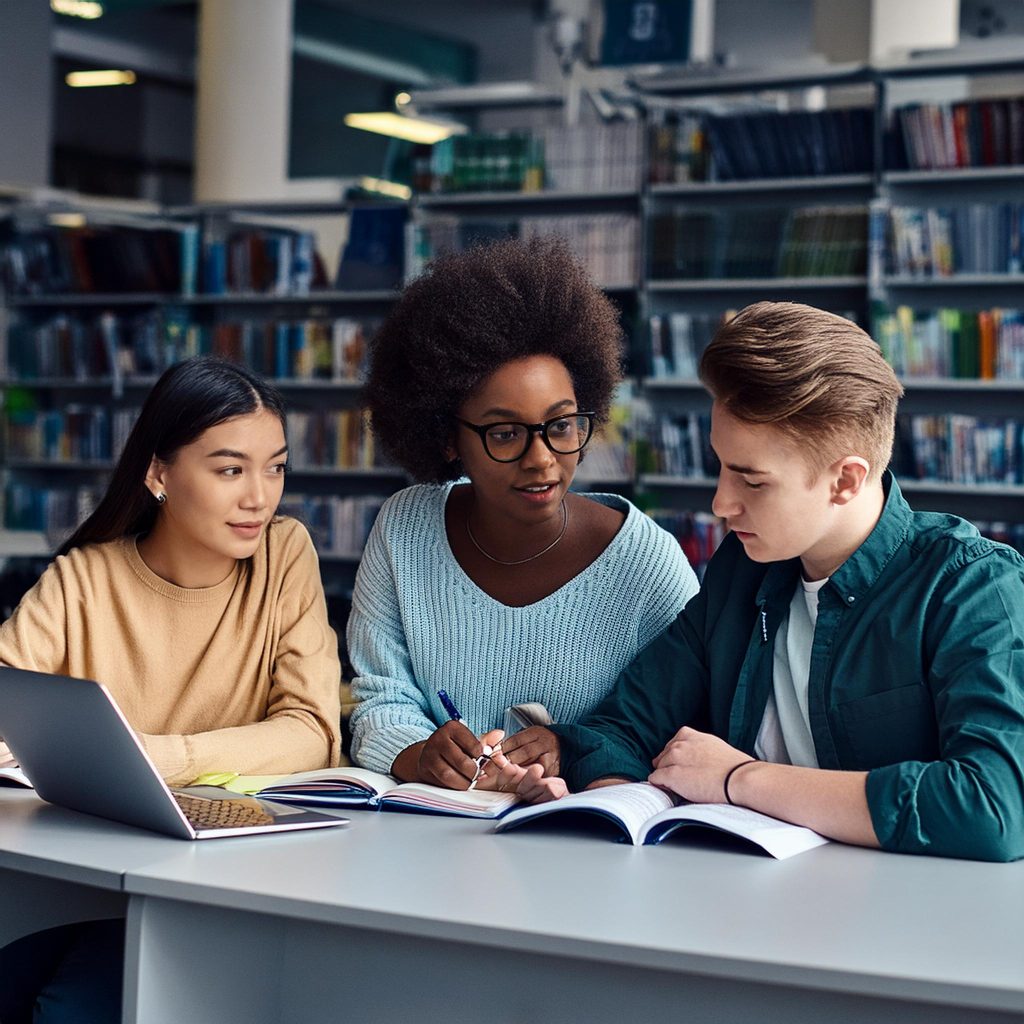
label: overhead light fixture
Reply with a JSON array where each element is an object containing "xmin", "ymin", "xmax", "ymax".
[
  {"xmin": 394, "ymin": 92, "xmax": 412, "ymax": 108},
  {"xmin": 65, "ymin": 70, "xmax": 137, "ymax": 88},
  {"xmin": 344, "ymin": 112, "xmax": 465, "ymax": 145},
  {"xmin": 51, "ymin": 0, "xmax": 104, "ymax": 18},
  {"xmin": 48, "ymin": 213, "xmax": 87, "ymax": 229},
  {"xmin": 358, "ymin": 177, "xmax": 413, "ymax": 201}
]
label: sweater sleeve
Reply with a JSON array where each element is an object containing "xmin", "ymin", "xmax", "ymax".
[
  {"xmin": 347, "ymin": 500, "xmax": 438, "ymax": 773},
  {"xmin": 554, "ymin": 584, "xmax": 712, "ymax": 791},
  {"xmin": 635, "ymin": 521, "xmax": 700, "ymax": 650},
  {"xmin": 142, "ymin": 525, "xmax": 342, "ymax": 785},
  {"xmin": 0, "ymin": 559, "xmax": 69, "ymax": 674},
  {"xmin": 866, "ymin": 546, "xmax": 1024, "ymax": 862}
]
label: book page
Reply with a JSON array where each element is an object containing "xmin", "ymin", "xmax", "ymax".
[
  {"xmin": 382, "ymin": 784, "xmax": 520, "ymax": 819},
  {"xmin": 258, "ymin": 767, "xmax": 401, "ymax": 799},
  {"xmin": 639, "ymin": 803, "xmax": 831, "ymax": 859},
  {"xmin": 496, "ymin": 782, "xmax": 675, "ymax": 843},
  {"xmin": 0, "ymin": 764, "xmax": 31, "ymax": 788}
]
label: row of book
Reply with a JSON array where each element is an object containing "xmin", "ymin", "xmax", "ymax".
[
  {"xmin": 647, "ymin": 509, "xmax": 726, "ymax": 579},
  {"xmin": 890, "ymin": 96, "xmax": 1024, "ymax": 171},
  {"xmin": 6, "ymin": 480, "xmax": 1020, "ymax": 566},
  {"xmin": 645, "ymin": 311, "xmax": 721, "ymax": 378},
  {"xmin": 707, "ymin": 108, "xmax": 874, "ymax": 182},
  {"xmin": 420, "ymin": 98, "xmax": 1018, "ymax": 192},
  {"xmin": 6, "ymin": 404, "xmax": 390, "ymax": 474},
  {"xmin": 196, "ymin": 215, "xmax": 399, "ymax": 296},
  {"xmin": 872, "ymin": 305, "xmax": 1024, "ymax": 380},
  {"xmin": 4, "ymin": 311, "xmax": 379, "ymax": 383},
  {"xmin": 0, "ymin": 482, "xmax": 388, "ymax": 561},
  {"xmin": 2, "ymin": 483, "xmax": 102, "ymax": 541},
  {"xmin": 0, "ymin": 219, "xmax": 365, "ymax": 299},
  {"xmin": 6, "ymin": 406, "xmax": 111, "ymax": 463},
  {"xmin": 409, "ymin": 214, "xmax": 640, "ymax": 289},
  {"xmin": 881, "ymin": 202, "xmax": 1023, "ymax": 277},
  {"xmin": 634, "ymin": 412, "xmax": 716, "ymax": 479},
  {"xmin": 893, "ymin": 414, "xmax": 1024, "ymax": 486},
  {"xmin": 1, "ymin": 222, "xmax": 198, "ymax": 297},
  {"xmin": 276, "ymin": 494, "xmax": 387, "ymax": 559},
  {"xmin": 647, "ymin": 107, "xmax": 874, "ymax": 184},
  {"xmin": 632, "ymin": 409, "xmax": 1024, "ymax": 488},
  {"xmin": 648, "ymin": 111, "xmax": 708, "ymax": 185},
  {"xmin": 203, "ymin": 227, "xmax": 326, "ymax": 296},
  {"xmin": 572, "ymin": 396, "xmax": 636, "ymax": 486},
  {"xmin": 424, "ymin": 133, "xmax": 545, "ymax": 195},
  {"xmin": 644, "ymin": 309, "xmax": 860, "ymax": 380},
  {"xmin": 287, "ymin": 410, "xmax": 385, "ymax": 471},
  {"xmin": 648, "ymin": 206, "xmax": 868, "ymax": 280},
  {"xmin": 423, "ymin": 122, "xmax": 644, "ymax": 195}
]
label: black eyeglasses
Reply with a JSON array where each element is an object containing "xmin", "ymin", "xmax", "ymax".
[{"xmin": 456, "ymin": 412, "xmax": 595, "ymax": 463}]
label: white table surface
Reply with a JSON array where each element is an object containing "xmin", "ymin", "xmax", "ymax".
[
  {"xmin": 0, "ymin": 788, "xmax": 182, "ymax": 889},
  {"xmin": 121, "ymin": 807, "xmax": 1024, "ymax": 1014},
  {"xmin": 3, "ymin": 788, "xmax": 1024, "ymax": 1015}
]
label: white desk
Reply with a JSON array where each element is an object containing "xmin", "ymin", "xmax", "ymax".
[
  {"xmin": 0, "ymin": 789, "xmax": 174, "ymax": 947},
  {"xmin": 2, "ymin": 790, "xmax": 1024, "ymax": 1024}
]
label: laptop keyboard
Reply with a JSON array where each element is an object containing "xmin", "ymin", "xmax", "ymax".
[{"xmin": 172, "ymin": 792, "xmax": 275, "ymax": 830}]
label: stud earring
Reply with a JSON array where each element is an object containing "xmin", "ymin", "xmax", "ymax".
[{"xmin": 155, "ymin": 492, "xmax": 167, "ymax": 504}]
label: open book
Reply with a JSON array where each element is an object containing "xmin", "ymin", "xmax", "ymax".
[
  {"xmin": 0, "ymin": 746, "xmax": 30, "ymax": 788},
  {"xmin": 494, "ymin": 782, "xmax": 830, "ymax": 859},
  {"xmin": 0, "ymin": 764, "xmax": 31, "ymax": 788},
  {"xmin": 203, "ymin": 767, "xmax": 520, "ymax": 820}
]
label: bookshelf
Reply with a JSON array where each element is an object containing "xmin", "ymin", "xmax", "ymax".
[
  {"xmin": 871, "ymin": 58, "xmax": 1024, "ymax": 532},
  {"xmin": 0, "ymin": 196, "xmax": 410, "ymax": 601},
  {"xmin": 5, "ymin": 48, "xmax": 1024, "ymax": 585},
  {"xmin": 635, "ymin": 51, "xmax": 1024, "ymax": 556}
]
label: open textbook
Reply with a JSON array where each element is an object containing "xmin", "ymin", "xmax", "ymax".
[
  {"xmin": 200, "ymin": 767, "xmax": 520, "ymax": 820},
  {"xmin": 494, "ymin": 782, "xmax": 831, "ymax": 859},
  {"xmin": 0, "ymin": 745, "xmax": 30, "ymax": 788},
  {"xmin": 0, "ymin": 764, "xmax": 31, "ymax": 788}
]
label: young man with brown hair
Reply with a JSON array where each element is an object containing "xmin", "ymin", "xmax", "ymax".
[{"xmin": 498, "ymin": 301, "xmax": 1024, "ymax": 861}]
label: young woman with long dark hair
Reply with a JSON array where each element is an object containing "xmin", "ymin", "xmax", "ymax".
[{"xmin": 0, "ymin": 355, "xmax": 340, "ymax": 1023}]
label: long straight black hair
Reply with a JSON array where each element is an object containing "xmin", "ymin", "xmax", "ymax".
[{"xmin": 57, "ymin": 356, "xmax": 287, "ymax": 557}]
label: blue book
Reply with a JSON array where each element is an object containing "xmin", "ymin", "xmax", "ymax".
[{"xmin": 273, "ymin": 323, "xmax": 291, "ymax": 378}]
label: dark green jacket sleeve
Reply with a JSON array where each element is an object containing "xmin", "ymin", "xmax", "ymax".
[
  {"xmin": 553, "ymin": 584, "xmax": 711, "ymax": 792},
  {"xmin": 867, "ymin": 544, "xmax": 1024, "ymax": 862}
]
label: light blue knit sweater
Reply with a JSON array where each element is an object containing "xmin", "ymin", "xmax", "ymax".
[{"xmin": 347, "ymin": 483, "xmax": 699, "ymax": 773}]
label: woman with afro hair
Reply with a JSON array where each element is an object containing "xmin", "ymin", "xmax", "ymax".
[{"xmin": 348, "ymin": 236, "xmax": 698, "ymax": 789}]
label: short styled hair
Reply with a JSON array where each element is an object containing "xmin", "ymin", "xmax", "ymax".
[
  {"xmin": 699, "ymin": 301, "xmax": 904, "ymax": 480},
  {"xmin": 365, "ymin": 236, "xmax": 624, "ymax": 483}
]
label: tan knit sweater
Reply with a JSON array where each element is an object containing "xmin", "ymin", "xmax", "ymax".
[{"xmin": 0, "ymin": 517, "xmax": 341, "ymax": 785}]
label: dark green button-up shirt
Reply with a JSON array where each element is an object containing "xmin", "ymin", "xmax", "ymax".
[{"xmin": 555, "ymin": 475, "xmax": 1024, "ymax": 861}]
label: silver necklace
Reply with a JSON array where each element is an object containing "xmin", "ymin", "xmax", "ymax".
[{"xmin": 466, "ymin": 501, "xmax": 569, "ymax": 566}]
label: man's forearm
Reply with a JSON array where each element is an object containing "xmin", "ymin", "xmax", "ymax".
[{"xmin": 730, "ymin": 761, "xmax": 879, "ymax": 847}]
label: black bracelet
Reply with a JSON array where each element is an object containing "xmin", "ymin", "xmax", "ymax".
[{"xmin": 723, "ymin": 758, "xmax": 758, "ymax": 805}]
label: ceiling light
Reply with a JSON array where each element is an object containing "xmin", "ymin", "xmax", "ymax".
[
  {"xmin": 51, "ymin": 0, "xmax": 104, "ymax": 18},
  {"xmin": 358, "ymin": 177, "xmax": 413, "ymax": 200},
  {"xmin": 344, "ymin": 112, "xmax": 465, "ymax": 145},
  {"xmin": 48, "ymin": 213, "xmax": 87, "ymax": 228},
  {"xmin": 65, "ymin": 70, "xmax": 137, "ymax": 88},
  {"xmin": 395, "ymin": 92, "xmax": 412, "ymax": 108}
]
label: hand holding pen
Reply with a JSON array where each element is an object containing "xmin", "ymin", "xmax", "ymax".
[{"xmin": 434, "ymin": 690, "xmax": 504, "ymax": 791}]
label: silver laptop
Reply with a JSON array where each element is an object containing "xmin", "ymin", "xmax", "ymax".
[{"xmin": 0, "ymin": 667, "xmax": 347, "ymax": 840}]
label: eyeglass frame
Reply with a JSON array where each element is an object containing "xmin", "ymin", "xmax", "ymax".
[{"xmin": 455, "ymin": 411, "xmax": 596, "ymax": 463}]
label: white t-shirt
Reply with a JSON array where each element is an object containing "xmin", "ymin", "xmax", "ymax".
[{"xmin": 754, "ymin": 576, "xmax": 829, "ymax": 767}]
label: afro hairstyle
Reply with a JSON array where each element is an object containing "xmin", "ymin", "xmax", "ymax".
[{"xmin": 365, "ymin": 235, "xmax": 624, "ymax": 483}]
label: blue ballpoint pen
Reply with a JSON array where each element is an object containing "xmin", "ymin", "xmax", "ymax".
[
  {"xmin": 436, "ymin": 690, "xmax": 497, "ymax": 791},
  {"xmin": 436, "ymin": 689, "xmax": 465, "ymax": 726}
]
